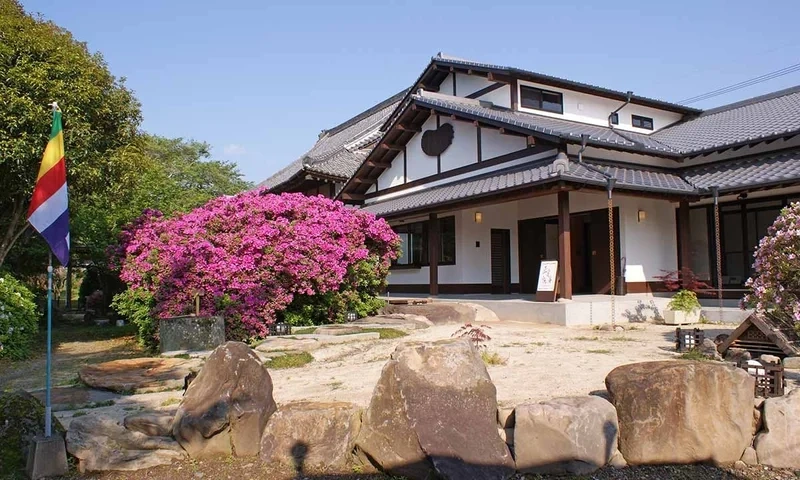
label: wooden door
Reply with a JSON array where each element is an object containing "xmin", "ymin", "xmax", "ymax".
[
  {"xmin": 518, "ymin": 219, "xmax": 547, "ymax": 293},
  {"xmin": 491, "ymin": 229, "xmax": 511, "ymax": 294},
  {"xmin": 589, "ymin": 208, "xmax": 621, "ymax": 294}
]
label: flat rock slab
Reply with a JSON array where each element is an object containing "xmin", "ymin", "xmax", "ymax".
[
  {"xmin": 382, "ymin": 303, "xmax": 481, "ymax": 325},
  {"xmin": 124, "ymin": 411, "xmax": 175, "ymax": 437},
  {"xmin": 255, "ymin": 333, "xmax": 379, "ymax": 352},
  {"xmin": 354, "ymin": 314, "xmax": 432, "ymax": 329},
  {"xmin": 260, "ymin": 401, "xmax": 362, "ymax": 470},
  {"xmin": 79, "ymin": 357, "xmax": 202, "ymax": 394},
  {"xmin": 30, "ymin": 386, "xmax": 120, "ymax": 411},
  {"xmin": 66, "ymin": 414, "xmax": 184, "ymax": 472}
]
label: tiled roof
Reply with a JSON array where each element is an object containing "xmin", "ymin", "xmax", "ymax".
[
  {"xmin": 433, "ymin": 54, "xmax": 700, "ymax": 114},
  {"xmin": 413, "ymin": 94, "xmax": 682, "ymax": 156},
  {"xmin": 362, "ymin": 155, "xmax": 696, "ymax": 217},
  {"xmin": 258, "ymin": 90, "xmax": 407, "ymax": 190},
  {"xmin": 683, "ymin": 148, "xmax": 800, "ymax": 192},
  {"xmin": 361, "ymin": 148, "xmax": 800, "ymax": 217},
  {"xmin": 652, "ymin": 86, "xmax": 800, "ymax": 154}
]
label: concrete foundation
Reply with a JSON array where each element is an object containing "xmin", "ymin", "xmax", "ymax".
[{"xmin": 26, "ymin": 434, "xmax": 68, "ymax": 480}]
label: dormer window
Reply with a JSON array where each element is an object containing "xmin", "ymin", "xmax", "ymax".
[
  {"xmin": 632, "ymin": 114, "xmax": 654, "ymax": 130},
  {"xmin": 520, "ymin": 86, "xmax": 563, "ymax": 114}
]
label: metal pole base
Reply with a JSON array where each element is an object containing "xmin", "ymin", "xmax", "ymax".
[{"xmin": 26, "ymin": 434, "xmax": 68, "ymax": 480}]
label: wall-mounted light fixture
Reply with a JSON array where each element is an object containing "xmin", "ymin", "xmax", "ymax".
[
  {"xmin": 474, "ymin": 212, "xmax": 483, "ymax": 224},
  {"xmin": 637, "ymin": 210, "xmax": 646, "ymax": 223}
]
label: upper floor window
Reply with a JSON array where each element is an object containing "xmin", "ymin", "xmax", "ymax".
[
  {"xmin": 520, "ymin": 86, "xmax": 563, "ymax": 114},
  {"xmin": 632, "ymin": 114, "xmax": 654, "ymax": 130}
]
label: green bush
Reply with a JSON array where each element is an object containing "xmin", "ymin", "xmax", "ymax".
[
  {"xmin": 0, "ymin": 272, "xmax": 39, "ymax": 360},
  {"xmin": 667, "ymin": 289, "xmax": 701, "ymax": 313},
  {"xmin": 110, "ymin": 287, "xmax": 157, "ymax": 351}
]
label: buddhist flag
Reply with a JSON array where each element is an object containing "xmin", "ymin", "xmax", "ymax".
[{"xmin": 27, "ymin": 105, "xmax": 70, "ymax": 266}]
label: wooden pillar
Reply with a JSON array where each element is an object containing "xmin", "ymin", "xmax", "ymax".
[
  {"xmin": 557, "ymin": 191, "xmax": 573, "ymax": 299},
  {"xmin": 678, "ymin": 200, "xmax": 691, "ymax": 288},
  {"xmin": 429, "ymin": 213, "xmax": 439, "ymax": 296}
]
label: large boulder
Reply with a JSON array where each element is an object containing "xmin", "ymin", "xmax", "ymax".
[
  {"xmin": 0, "ymin": 391, "xmax": 66, "ymax": 476},
  {"xmin": 124, "ymin": 411, "xmax": 175, "ymax": 437},
  {"xmin": 260, "ymin": 402, "xmax": 361, "ymax": 471},
  {"xmin": 79, "ymin": 357, "xmax": 202, "ymax": 394},
  {"xmin": 172, "ymin": 341, "xmax": 276, "ymax": 458},
  {"xmin": 514, "ymin": 396, "xmax": 620, "ymax": 475},
  {"xmin": 67, "ymin": 415, "xmax": 184, "ymax": 472},
  {"xmin": 355, "ymin": 338, "xmax": 514, "ymax": 480},
  {"xmin": 606, "ymin": 361, "xmax": 754, "ymax": 465},
  {"xmin": 754, "ymin": 389, "xmax": 800, "ymax": 469}
]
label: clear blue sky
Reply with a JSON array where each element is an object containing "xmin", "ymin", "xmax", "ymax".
[{"xmin": 20, "ymin": 0, "xmax": 800, "ymax": 183}]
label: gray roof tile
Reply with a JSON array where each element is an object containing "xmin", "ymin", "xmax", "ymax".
[
  {"xmin": 413, "ymin": 94, "xmax": 682, "ymax": 156},
  {"xmin": 652, "ymin": 86, "xmax": 800, "ymax": 154},
  {"xmin": 683, "ymin": 148, "xmax": 800, "ymax": 192},
  {"xmin": 259, "ymin": 90, "xmax": 406, "ymax": 189}
]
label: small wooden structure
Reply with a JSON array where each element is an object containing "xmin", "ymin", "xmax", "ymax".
[
  {"xmin": 675, "ymin": 327, "xmax": 705, "ymax": 352},
  {"xmin": 718, "ymin": 313, "xmax": 800, "ymax": 359},
  {"xmin": 738, "ymin": 358, "xmax": 785, "ymax": 398}
]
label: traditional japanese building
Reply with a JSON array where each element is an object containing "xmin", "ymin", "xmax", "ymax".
[{"xmin": 261, "ymin": 53, "xmax": 800, "ymax": 301}]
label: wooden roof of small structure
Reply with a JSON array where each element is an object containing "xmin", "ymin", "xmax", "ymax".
[{"xmin": 718, "ymin": 313, "xmax": 800, "ymax": 359}]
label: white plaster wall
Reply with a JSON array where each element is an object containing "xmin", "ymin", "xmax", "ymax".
[
  {"xmin": 379, "ymin": 150, "xmax": 405, "ymax": 189},
  {"xmin": 458, "ymin": 203, "xmax": 520, "ymax": 283},
  {"xmin": 480, "ymin": 126, "xmax": 527, "ymax": 160},
  {"xmin": 405, "ymin": 116, "xmax": 439, "ymax": 181},
  {"xmin": 455, "ymin": 73, "xmax": 494, "ymax": 97},
  {"xmin": 440, "ymin": 120, "xmax": 478, "ymax": 171},
  {"xmin": 617, "ymin": 196, "xmax": 678, "ymax": 282},
  {"xmin": 438, "ymin": 73, "xmax": 454, "ymax": 95},
  {"xmin": 567, "ymin": 145, "xmax": 679, "ymax": 169},
  {"xmin": 516, "ymin": 79, "xmax": 684, "ymax": 134},
  {"xmin": 479, "ymin": 84, "xmax": 511, "ymax": 108}
]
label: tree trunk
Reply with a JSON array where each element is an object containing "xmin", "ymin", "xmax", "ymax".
[{"xmin": 0, "ymin": 196, "xmax": 29, "ymax": 268}]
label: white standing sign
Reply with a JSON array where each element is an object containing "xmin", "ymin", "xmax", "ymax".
[{"xmin": 537, "ymin": 260, "xmax": 559, "ymax": 292}]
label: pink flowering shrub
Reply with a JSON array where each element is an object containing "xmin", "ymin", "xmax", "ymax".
[
  {"xmin": 111, "ymin": 190, "xmax": 399, "ymax": 345},
  {"xmin": 744, "ymin": 202, "xmax": 800, "ymax": 327}
]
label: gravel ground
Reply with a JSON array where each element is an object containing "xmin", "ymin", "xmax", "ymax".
[{"xmin": 52, "ymin": 456, "xmax": 798, "ymax": 480}]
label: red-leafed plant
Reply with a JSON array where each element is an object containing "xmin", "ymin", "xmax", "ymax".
[
  {"xmin": 452, "ymin": 323, "xmax": 492, "ymax": 350},
  {"xmin": 654, "ymin": 267, "xmax": 712, "ymax": 293}
]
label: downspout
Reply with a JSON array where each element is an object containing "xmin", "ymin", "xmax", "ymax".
[{"xmin": 609, "ymin": 91, "xmax": 633, "ymax": 128}]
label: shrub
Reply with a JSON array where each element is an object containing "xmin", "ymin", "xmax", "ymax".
[
  {"xmin": 0, "ymin": 272, "xmax": 39, "ymax": 360},
  {"xmin": 452, "ymin": 323, "xmax": 492, "ymax": 349},
  {"xmin": 667, "ymin": 289, "xmax": 701, "ymax": 313},
  {"xmin": 110, "ymin": 287, "xmax": 157, "ymax": 350},
  {"xmin": 112, "ymin": 191, "xmax": 399, "ymax": 341},
  {"xmin": 744, "ymin": 202, "xmax": 800, "ymax": 326},
  {"xmin": 655, "ymin": 267, "xmax": 712, "ymax": 293}
]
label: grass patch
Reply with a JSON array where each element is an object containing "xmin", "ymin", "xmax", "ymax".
[
  {"xmin": 586, "ymin": 349, "xmax": 613, "ymax": 354},
  {"xmin": 71, "ymin": 411, "xmax": 87, "ymax": 417},
  {"xmin": 52, "ymin": 324, "xmax": 138, "ymax": 344},
  {"xmin": 264, "ymin": 351, "xmax": 314, "ymax": 369},
  {"xmin": 610, "ymin": 336, "xmax": 639, "ymax": 342},
  {"xmin": 326, "ymin": 381, "xmax": 344, "ymax": 390},
  {"xmin": 291, "ymin": 327, "xmax": 317, "ymax": 335},
  {"xmin": 679, "ymin": 349, "xmax": 711, "ymax": 361},
  {"xmin": 164, "ymin": 353, "xmax": 192, "ymax": 360},
  {"xmin": 161, "ymin": 397, "xmax": 182, "ymax": 407},
  {"xmin": 574, "ymin": 336, "xmax": 599, "ymax": 341},
  {"xmin": 360, "ymin": 328, "xmax": 407, "ymax": 339},
  {"xmin": 481, "ymin": 350, "xmax": 507, "ymax": 366}
]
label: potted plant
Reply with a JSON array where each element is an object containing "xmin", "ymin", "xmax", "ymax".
[{"xmin": 664, "ymin": 289, "xmax": 702, "ymax": 325}]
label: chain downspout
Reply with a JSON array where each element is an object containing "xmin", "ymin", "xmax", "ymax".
[
  {"xmin": 712, "ymin": 187, "xmax": 723, "ymax": 318},
  {"xmin": 607, "ymin": 178, "xmax": 617, "ymax": 327}
]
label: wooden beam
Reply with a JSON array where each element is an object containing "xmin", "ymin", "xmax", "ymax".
[
  {"xmin": 352, "ymin": 178, "xmax": 375, "ymax": 185},
  {"xmin": 365, "ymin": 160, "xmax": 389, "ymax": 168},
  {"xmin": 678, "ymin": 200, "xmax": 691, "ymax": 287},
  {"xmin": 429, "ymin": 212, "xmax": 440, "ymax": 296},
  {"xmin": 340, "ymin": 193, "xmax": 365, "ymax": 201},
  {"xmin": 397, "ymin": 124, "xmax": 421, "ymax": 133},
  {"xmin": 558, "ymin": 191, "xmax": 573, "ymax": 300},
  {"xmin": 380, "ymin": 143, "xmax": 404, "ymax": 152}
]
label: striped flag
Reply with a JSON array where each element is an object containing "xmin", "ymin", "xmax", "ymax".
[{"xmin": 27, "ymin": 105, "xmax": 70, "ymax": 266}]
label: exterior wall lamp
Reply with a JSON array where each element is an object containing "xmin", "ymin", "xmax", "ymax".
[
  {"xmin": 637, "ymin": 209, "xmax": 646, "ymax": 223},
  {"xmin": 474, "ymin": 212, "xmax": 483, "ymax": 224}
]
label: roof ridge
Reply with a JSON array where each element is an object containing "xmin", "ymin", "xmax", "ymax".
[
  {"xmin": 700, "ymin": 84, "xmax": 800, "ymax": 116},
  {"xmin": 323, "ymin": 89, "xmax": 408, "ymax": 137}
]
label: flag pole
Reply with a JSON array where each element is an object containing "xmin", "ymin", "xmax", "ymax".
[{"xmin": 45, "ymin": 252, "xmax": 53, "ymax": 437}]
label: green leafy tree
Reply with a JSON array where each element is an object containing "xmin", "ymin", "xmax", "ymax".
[{"xmin": 0, "ymin": 0, "xmax": 142, "ymax": 267}]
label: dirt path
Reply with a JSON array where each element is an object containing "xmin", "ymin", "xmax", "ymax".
[{"xmin": 0, "ymin": 325, "xmax": 144, "ymax": 393}]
